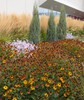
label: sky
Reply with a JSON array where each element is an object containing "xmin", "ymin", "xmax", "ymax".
[{"xmin": 0, "ymin": 0, "xmax": 37, "ymax": 15}]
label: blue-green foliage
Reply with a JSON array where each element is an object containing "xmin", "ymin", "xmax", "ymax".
[
  {"xmin": 57, "ymin": 6, "xmax": 67, "ymax": 40},
  {"xmin": 46, "ymin": 11, "xmax": 57, "ymax": 41},
  {"xmin": 28, "ymin": 4, "xmax": 40, "ymax": 44}
]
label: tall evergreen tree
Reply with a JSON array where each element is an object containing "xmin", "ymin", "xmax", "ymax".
[
  {"xmin": 57, "ymin": 5, "xmax": 67, "ymax": 40},
  {"xmin": 28, "ymin": 3, "xmax": 40, "ymax": 44},
  {"xmin": 46, "ymin": 10, "xmax": 57, "ymax": 41}
]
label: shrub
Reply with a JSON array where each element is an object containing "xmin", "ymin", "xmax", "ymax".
[
  {"xmin": 28, "ymin": 4, "xmax": 40, "ymax": 44},
  {"xmin": 46, "ymin": 11, "xmax": 57, "ymax": 41},
  {"xmin": 57, "ymin": 6, "xmax": 67, "ymax": 40}
]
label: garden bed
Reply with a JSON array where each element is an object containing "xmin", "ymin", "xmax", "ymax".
[{"xmin": 0, "ymin": 39, "xmax": 84, "ymax": 100}]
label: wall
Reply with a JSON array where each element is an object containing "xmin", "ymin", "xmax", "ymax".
[{"xmin": 0, "ymin": 0, "xmax": 36, "ymax": 15}]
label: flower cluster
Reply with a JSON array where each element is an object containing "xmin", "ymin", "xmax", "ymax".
[{"xmin": 0, "ymin": 39, "xmax": 84, "ymax": 100}]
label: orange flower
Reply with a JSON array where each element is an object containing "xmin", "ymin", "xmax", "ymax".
[
  {"xmin": 10, "ymin": 75, "xmax": 14, "ymax": 80},
  {"xmin": 45, "ymin": 83, "xmax": 50, "ymax": 87},
  {"xmin": 41, "ymin": 77, "xmax": 47, "ymax": 81},
  {"xmin": 8, "ymin": 95, "xmax": 12, "ymax": 99},
  {"xmin": 59, "ymin": 77, "xmax": 65, "ymax": 83},
  {"xmin": 2, "ymin": 60, "xmax": 6, "ymax": 64},
  {"xmin": 64, "ymin": 93, "xmax": 67, "ymax": 97}
]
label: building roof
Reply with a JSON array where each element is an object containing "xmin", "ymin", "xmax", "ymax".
[{"xmin": 38, "ymin": 0, "xmax": 84, "ymax": 18}]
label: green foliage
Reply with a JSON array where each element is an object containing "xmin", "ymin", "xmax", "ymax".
[
  {"xmin": 46, "ymin": 11, "xmax": 57, "ymax": 41},
  {"xmin": 0, "ymin": 32, "xmax": 11, "ymax": 42},
  {"xmin": 80, "ymin": 76, "xmax": 84, "ymax": 99},
  {"xmin": 10, "ymin": 29, "xmax": 28, "ymax": 41},
  {"xmin": 68, "ymin": 28, "xmax": 84, "ymax": 36},
  {"xmin": 41, "ymin": 29, "xmax": 46, "ymax": 42},
  {"xmin": 28, "ymin": 4, "xmax": 40, "ymax": 44},
  {"xmin": 57, "ymin": 6, "xmax": 67, "ymax": 40}
]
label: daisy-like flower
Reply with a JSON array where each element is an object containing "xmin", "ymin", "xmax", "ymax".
[
  {"xmin": 23, "ymin": 80, "xmax": 28, "ymax": 85},
  {"xmin": 57, "ymin": 82, "xmax": 61, "ymax": 88},
  {"xmin": 53, "ymin": 85, "xmax": 57, "ymax": 90},
  {"xmin": 64, "ymin": 93, "xmax": 67, "ymax": 97},
  {"xmin": 12, "ymin": 97, "xmax": 17, "ymax": 100},
  {"xmin": 2, "ymin": 60, "xmax": 6, "ymax": 64},
  {"xmin": 68, "ymin": 71, "xmax": 72, "ymax": 76},
  {"xmin": 30, "ymin": 86, "xmax": 35, "ymax": 90},
  {"xmin": 3, "ymin": 85, "xmax": 8, "ymax": 90},
  {"xmin": 3, "ymin": 93, "xmax": 7, "ymax": 97},
  {"xmin": 44, "ymin": 93, "xmax": 48, "ymax": 98}
]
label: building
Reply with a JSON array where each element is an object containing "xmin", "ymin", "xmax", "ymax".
[
  {"xmin": 38, "ymin": 0, "xmax": 84, "ymax": 19},
  {"xmin": 0, "ymin": 0, "xmax": 36, "ymax": 15},
  {"xmin": 0, "ymin": 0, "xmax": 84, "ymax": 19}
]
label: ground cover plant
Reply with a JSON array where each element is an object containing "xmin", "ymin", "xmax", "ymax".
[{"xmin": 0, "ymin": 39, "xmax": 84, "ymax": 100}]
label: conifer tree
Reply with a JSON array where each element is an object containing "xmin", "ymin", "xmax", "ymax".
[
  {"xmin": 46, "ymin": 11, "xmax": 57, "ymax": 41},
  {"xmin": 28, "ymin": 3, "xmax": 40, "ymax": 44},
  {"xmin": 57, "ymin": 6, "xmax": 67, "ymax": 40}
]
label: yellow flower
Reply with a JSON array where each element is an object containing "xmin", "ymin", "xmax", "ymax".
[
  {"xmin": 3, "ymin": 93, "xmax": 7, "ymax": 97},
  {"xmin": 44, "ymin": 73, "xmax": 48, "ymax": 77},
  {"xmin": 60, "ymin": 67, "xmax": 64, "ymax": 71},
  {"xmin": 64, "ymin": 93, "xmax": 67, "ymax": 97},
  {"xmin": 41, "ymin": 77, "xmax": 47, "ymax": 81},
  {"xmin": 77, "ymin": 54, "xmax": 81, "ymax": 58},
  {"xmin": 30, "ymin": 86, "xmax": 35, "ymax": 90},
  {"xmin": 68, "ymin": 72, "xmax": 72, "ymax": 76},
  {"xmin": 10, "ymin": 54, "xmax": 13, "ymax": 58},
  {"xmin": 2, "ymin": 60, "xmax": 6, "ymax": 64},
  {"xmin": 9, "ymin": 89, "xmax": 12, "ymax": 92},
  {"xmin": 15, "ymin": 84, "xmax": 21, "ymax": 88},
  {"xmin": 45, "ymin": 83, "xmax": 50, "ymax": 87},
  {"xmin": 71, "ymin": 58, "xmax": 75, "ymax": 61},
  {"xmin": 12, "ymin": 97, "xmax": 17, "ymax": 100},
  {"xmin": 57, "ymin": 83, "xmax": 61, "ymax": 88},
  {"xmin": 44, "ymin": 93, "xmax": 48, "ymax": 98},
  {"xmin": 20, "ymin": 92, "xmax": 23, "ymax": 95},
  {"xmin": 3, "ymin": 86, "xmax": 8, "ymax": 90},
  {"xmin": 53, "ymin": 85, "xmax": 57, "ymax": 90},
  {"xmin": 60, "ymin": 77, "xmax": 65, "ymax": 83},
  {"xmin": 48, "ymin": 79, "xmax": 53, "ymax": 84},
  {"xmin": 23, "ymin": 80, "xmax": 28, "ymax": 85},
  {"xmin": 29, "ymin": 78, "xmax": 35, "ymax": 85}
]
